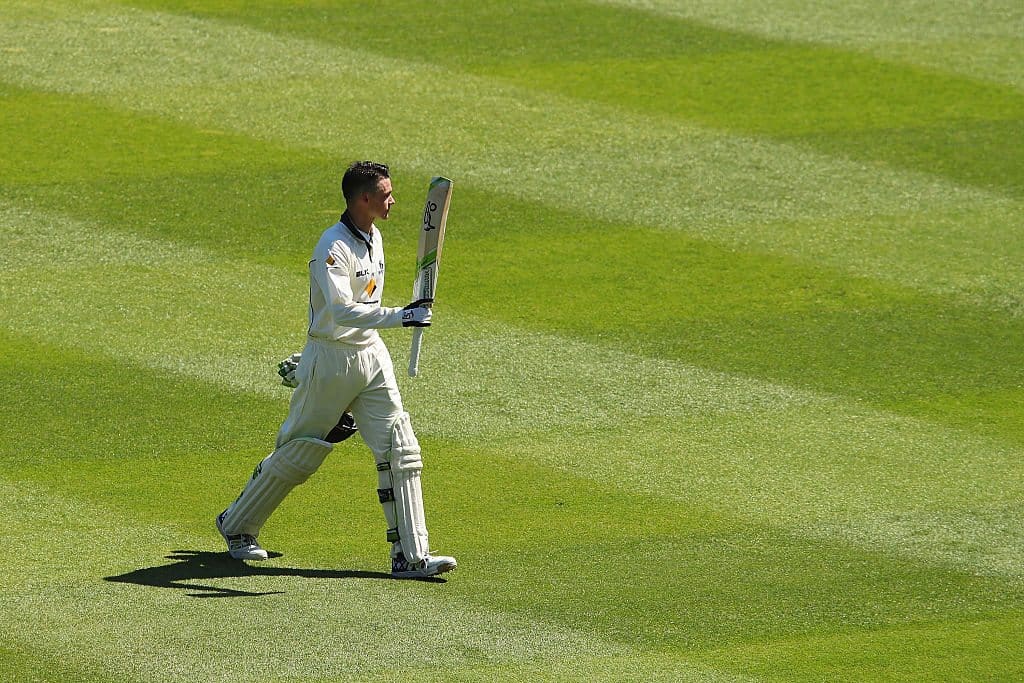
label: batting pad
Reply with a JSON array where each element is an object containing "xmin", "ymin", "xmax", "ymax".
[
  {"xmin": 220, "ymin": 437, "xmax": 333, "ymax": 537},
  {"xmin": 376, "ymin": 413, "xmax": 430, "ymax": 562}
]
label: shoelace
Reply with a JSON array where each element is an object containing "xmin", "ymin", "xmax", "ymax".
[{"xmin": 230, "ymin": 534, "xmax": 258, "ymax": 549}]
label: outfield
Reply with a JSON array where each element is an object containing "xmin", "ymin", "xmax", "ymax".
[{"xmin": 1, "ymin": 1, "xmax": 1023, "ymax": 681}]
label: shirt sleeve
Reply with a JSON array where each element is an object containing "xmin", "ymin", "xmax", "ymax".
[{"xmin": 313, "ymin": 244, "xmax": 404, "ymax": 329}]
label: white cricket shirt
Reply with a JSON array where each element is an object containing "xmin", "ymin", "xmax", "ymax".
[{"xmin": 306, "ymin": 214, "xmax": 404, "ymax": 346}]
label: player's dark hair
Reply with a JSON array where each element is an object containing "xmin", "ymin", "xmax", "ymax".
[{"xmin": 341, "ymin": 161, "xmax": 390, "ymax": 202}]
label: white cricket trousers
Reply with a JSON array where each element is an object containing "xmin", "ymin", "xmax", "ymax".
[{"xmin": 277, "ymin": 336, "xmax": 405, "ymax": 462}]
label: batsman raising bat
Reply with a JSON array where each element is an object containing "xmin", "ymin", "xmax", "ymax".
[{"xmin": 217, "ymin": 161, "xmax": 457, "ymax": 579}]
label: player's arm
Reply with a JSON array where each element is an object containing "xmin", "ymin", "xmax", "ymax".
[{"xmin": 314, "ymin": 245, "xmax": 428, "ymax": 328}]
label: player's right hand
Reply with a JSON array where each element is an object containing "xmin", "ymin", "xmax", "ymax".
[
  {"xmin": 401, "ymin": 298, "xmax": 433, "ymax": 327},
  {"xmin": 277, "ymin": 353, "xmax": 301, "ymax": 387}
]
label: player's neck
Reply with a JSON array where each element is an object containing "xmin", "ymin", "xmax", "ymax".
[{"xmin": 342, "ymin": 209, "xmax": 374, "ymax": 235}]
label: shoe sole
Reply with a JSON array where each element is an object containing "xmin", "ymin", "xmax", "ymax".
[
  {"xmin": 393, "ymin": 560, "xmax": 457, "ymax": 579},
  {"xmin": 229, "ymin": 550, "xmax": 269, "ymax": 561}
]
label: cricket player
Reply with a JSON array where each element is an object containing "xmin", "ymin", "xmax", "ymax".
[{"xmin": 217, "ymin": 161, "xmax": 457, "ymax": 579}]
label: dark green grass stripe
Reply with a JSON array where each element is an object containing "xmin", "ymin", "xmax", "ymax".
[
  {"xmin": 0, "ymin": 81, "xmax": 301, "ymax": 185},
  {"xmin": 0, "ymin": 331, "xmax": 282, "ymax": 464},
  {"xmin": 482, "ymin": 37, "xmax": 1023, "ymax": 199},
  {"xmin": 794, "ymin": 119, "xmax": 1024, "ymax": 197},
  {"xmin": 114, "ymin": 0, "xmax": 771, "ymax": 65},
  {"xmin": 695, "ymin": 613, "xmax": 1024, "ymax": 682},
  {"xmin": 116, "ymin": 0, "xmax": 1024, "ymax": 196}
]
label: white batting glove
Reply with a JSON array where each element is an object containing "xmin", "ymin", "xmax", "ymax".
[
  {"xmin": 277, "ymin": 353, "xmax": 301, "ymax": 388},
  {"xmin": 401, "ymin": 298, "xmax": 433, "ymax": 328}
]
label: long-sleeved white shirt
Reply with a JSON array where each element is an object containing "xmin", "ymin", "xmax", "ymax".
[{"xmin": 306, "ymin": 215, "xmax": 404, "ymax": 346}]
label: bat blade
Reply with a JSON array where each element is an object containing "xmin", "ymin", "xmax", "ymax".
[{"xmin": 409, "ymin": 176, "xmax": 452, "ymax": 377}]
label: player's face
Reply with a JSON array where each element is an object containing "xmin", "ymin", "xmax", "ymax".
[{"xmin": 368, "ymin": 178, "xmax": 395, "ymax": 221}]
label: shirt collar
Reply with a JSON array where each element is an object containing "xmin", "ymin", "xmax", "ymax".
[{"xmin": 340, "ymin": 211, "xmax": 374, "ymax": 249}]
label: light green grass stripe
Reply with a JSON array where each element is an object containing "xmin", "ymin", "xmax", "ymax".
[
  {"xmin": 351, "ymin": 656, "xmax": 760, "ymax": 683},
  {"xmin": 597, "ymin": 0, "xmax": 1024, "ymax": 91},
  {"xmin": 0, "ymin": 201, "xmax": 298, "ymax": 398},
  {"xmin": 2, "ymin": 202, "xmax": 1021, "ymax": 578},
  {"xmin": 1, "ymin": 476, "xmax": 674, "ymax": 683},
  {"xmin": 1, "ymin": 0, "xmax": 1019, "ymax": 306}
]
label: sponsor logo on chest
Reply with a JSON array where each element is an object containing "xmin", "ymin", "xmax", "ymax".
[
  {"xmin": 356, "ymin": 261, "xmax": 386, "ymax": 299},
  {"xmin": 355, "ymin": 262, "xmax": 385, "ymax": 278}
]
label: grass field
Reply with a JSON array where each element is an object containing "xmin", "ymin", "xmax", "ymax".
[{"xmin": 2, "ymin": 1, "xmax": 1023, "ymax": 680}]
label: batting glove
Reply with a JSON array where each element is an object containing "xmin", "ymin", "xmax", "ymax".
[
  {"xmin": 277, "ymin": 353, "xmax": 301, "ymax": 388},
  {"xmin": 401, "ymin": 298, "xmax": 433, "ymax": 327}
]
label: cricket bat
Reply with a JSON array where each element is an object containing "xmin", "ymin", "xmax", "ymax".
[{"xmin": 408, "ymin": 176, "xmax": 453, "ymax": 377}]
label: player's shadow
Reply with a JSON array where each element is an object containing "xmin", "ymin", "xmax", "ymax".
[{"xmin": 104, "ymin": 550, "xmax": 442, "ymax": 598}]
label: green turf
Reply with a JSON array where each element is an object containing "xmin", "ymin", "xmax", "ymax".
[
  {"xmin": 1, "ymin": 0, "xmax": 1022, "ymax": 680},
  {"xmin": 109, "ymin": 0, "xmax": 1024, "ymax": 196}
]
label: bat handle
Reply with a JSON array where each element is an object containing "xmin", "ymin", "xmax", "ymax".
[{"xmin": 408, "ymin": 327, "xmax": 424, "ymax": 377}]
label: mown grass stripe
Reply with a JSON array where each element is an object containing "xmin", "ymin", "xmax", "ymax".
[
  {"xmin": 484, "ymin": 51, "xmax": 1024, "ymax": 196},
  {"xmin": 596, "ymin": 0, "xmax": 1024, "ymax": 91},
  {"xmin": 355, "ymin": 654, "xmax": 759, "ymax": 683},
  {"xmin": 1, "ymin": 0, "xmax": 1018, "ymax": 302},
  {"xmin": 99, "ymin": 0, "xmax": 1024, "ymax": 198},
  {"xmin": 695, "ymin": 613, "xmax": 1024, "ymax": 681},
  {"xmin": 115, "ymin": 0, "xmax": 1024, "ymax": 93}
]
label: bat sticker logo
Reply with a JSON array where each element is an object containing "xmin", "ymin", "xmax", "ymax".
[{"xmin": 423, "ymin": 201, "xmax": 438, "ymax": 231}]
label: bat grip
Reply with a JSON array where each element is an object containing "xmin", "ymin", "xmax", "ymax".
[{"xmin": 408, "ymin": 327, "xmax": 424, "ymax": 377}]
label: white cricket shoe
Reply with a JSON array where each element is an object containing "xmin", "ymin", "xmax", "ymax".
[
  {"xmin": 391, "ymin": 552, "xmax": 457, "ymax": 579},
  {"xmin": 216, "ymin": 511, "xmax": 269, "ymax": 561}
]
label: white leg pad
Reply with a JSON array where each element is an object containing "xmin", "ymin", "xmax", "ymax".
[
  {"xmin": 376, "ymin": 413, "xmax": 430, "ymax": 562},
  {"xmin": 220, "ymin": 437, "xmax": 333, "ymax": 536}
]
